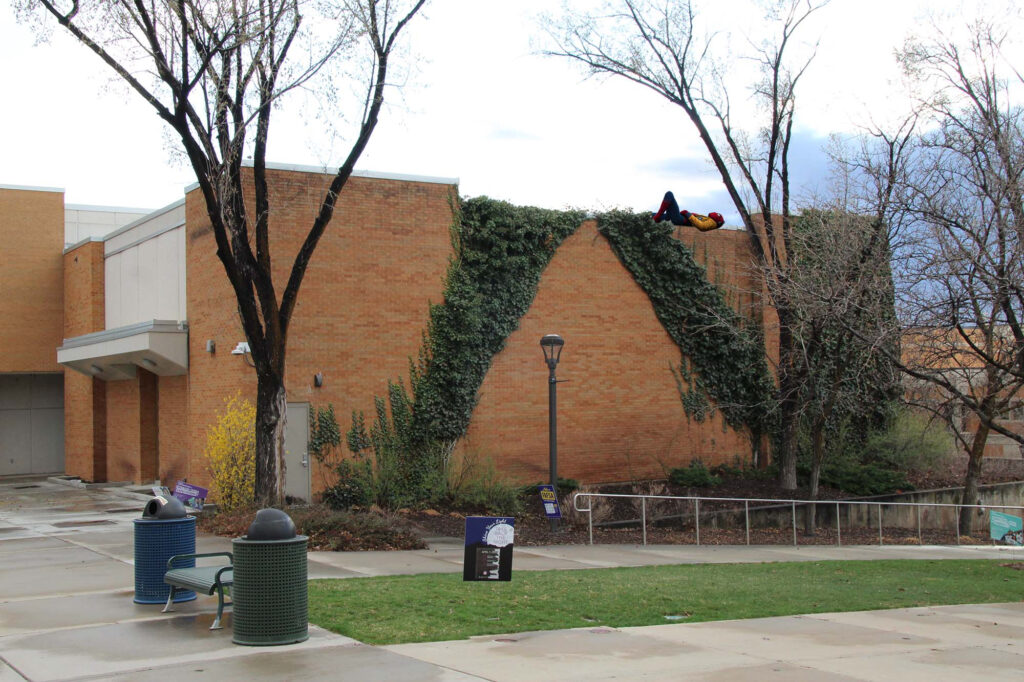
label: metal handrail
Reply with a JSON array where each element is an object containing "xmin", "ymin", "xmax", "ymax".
[{"xmin": 571, "ymin": 491, "xmax": 1024, "ymax": 547}]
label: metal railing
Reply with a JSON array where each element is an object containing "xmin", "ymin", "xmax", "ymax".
[{"xmin": 571, "ymin": 492, "xmax": 1024, "ymax": 548}]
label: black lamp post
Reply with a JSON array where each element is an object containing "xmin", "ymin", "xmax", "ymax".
[{"xmin": 540, "ymin": 334, "xmax": 564, "ymax": 532}]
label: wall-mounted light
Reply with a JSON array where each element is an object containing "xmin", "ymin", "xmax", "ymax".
[
  {"xmin": 231, "ymin": 341, "xmax": 255, "ymax": 368},
  {"xmin": 141, "ymin": 358, "xmax": 157, "ymax": 369},
  {"xmin": 90, "ymin": 364, "xmax": 103, "ymax": 375},
  {"xmin": 206, "ymin": 339, "xmax": 216, "ymax": 353},
  {"xmin": 314, "ymin": 372, "xmax": 323, "ymax": 388}
]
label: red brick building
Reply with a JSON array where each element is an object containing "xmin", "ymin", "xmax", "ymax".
[{"xmin": 1, "ymin": 165, "xmax": 771, "ymax": 498}]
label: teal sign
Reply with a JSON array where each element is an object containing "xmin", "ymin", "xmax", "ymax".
[{"xmin": 989, "ymin": 510, "xmax": 1023, "ymax": 546}]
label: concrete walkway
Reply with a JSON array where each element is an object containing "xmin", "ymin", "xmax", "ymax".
[{"xmin": 1, "ymin": 478, "xmax": 1022, "ymax": 680}]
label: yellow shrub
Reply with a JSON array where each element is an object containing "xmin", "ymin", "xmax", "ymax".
[{"xmin": 204, "ymin": 394, "xmax": 256, "ymax": 512}]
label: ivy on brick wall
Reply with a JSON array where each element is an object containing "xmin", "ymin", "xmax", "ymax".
[
  {"xmin": 596, "ymin": 210, "xmax": 775, "ymax": 437},
  {"xmin": 411, "ymin": 197, "xmax": 586, "ymax": 443},
  {"xmin": 355, "ymin": 200, "xmax": 774, "ymax": 481}
]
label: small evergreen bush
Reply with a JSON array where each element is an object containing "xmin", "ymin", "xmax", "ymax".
[
  {"xmin": 320, "ymin": 458, "xmax": 375, "ymax": 510},
  {"xmin": 795, "ymin": 458, "xmax": 913, "ymax": 496},
  {"xmin": 337, "ymin": 379, "xmax": 447, "ymax": 510},
  {"xmin": 518, "ymin": 477, "xmax": 580, "ymax": 498},
  {"xmin": 669, "ymin": 460, "xmax": 722, "ymax": 488},
  {"xmin": 859, "ymin": 409, "xmax": 955, "ymax": 474},
  {"xmin": 819, "ymin": 461, "xmax": 913, "ymax": 497},
  {"xmin": 309, "ymin": 404, "xmax": 342, "ymax": 470},
  {"xmin": 709, "ymin": 458, "xmax": 769, "ymax": 480},
  {"xmin": 445, "ymin": 450, "xmax": 523, "ymax": 515}
]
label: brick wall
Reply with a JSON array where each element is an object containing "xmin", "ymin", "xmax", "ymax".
[
  {"xmin": 106, "ymin": 378, "xmax": 140, "ymax": 483},
  {"xmin": 0, "ymin": 188, "xmax": 64, "ymax": 373},
  {"xmin": 63, "ymin": 240, "xmax": 186, "ymax": 486},
  {"xmin": 62, "ymin": 241, "xmax": 106, "ymax": 481},
  {"xmin": 462, "ymin": 221, "xmax": 758, "ymax": 484},
  {"xmin": 158, "ymin": 375, "xmax": 189, "ymax": 485},
  {"xmin": 101, "ymin": 367, "xmax": 169, "ymax": 485},
  {"xmin": 184, "ymin": 169, "xmax": 455, "ymax": 489},
  {"xmin": 138, "ymin": 369, "xmax": 158, "ymax": 482},
  {"xmin": 62, "ymin": 242, "xmax": 106, "ymax": 335},
  {"xmin": 176, "ymin": 169, "xmax": 772, "ymax": 493}
]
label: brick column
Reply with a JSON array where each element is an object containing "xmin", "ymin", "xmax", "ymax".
[{"xmin": 63, "ymin": 242, "xmax": 107, "ymax": 481}]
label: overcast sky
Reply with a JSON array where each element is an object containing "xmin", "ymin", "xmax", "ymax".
[{"xmin": 0, "ymin": 0, "xmax": 1008, "ymax": 221}]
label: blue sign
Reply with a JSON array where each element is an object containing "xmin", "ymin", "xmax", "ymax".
[
  {"xmin": 538, "ymin": 485, "xmax": 562, "ymax": 519},
  {"xmin": 463, "ymin": 516, "xmax": 515, "ymax": 581},
  {"xmin": 990, "ymin": 510, "xmax": 1023, "ymax": 546}
]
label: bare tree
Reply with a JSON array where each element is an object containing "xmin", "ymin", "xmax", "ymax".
[
  {"xmin": 775, "ymin": 206, "xmax": 900, "ymax": 533},
  {"xmin": 545, "ymin": 0, "xmax": 829, "ymax": 488},
  {"xmin": 23, "ymin": 0, "xmax": 427, "ymax": 505},
  {"xmin": 891, "ymin": 17, "xmax": 1024, "ymax": 533}
]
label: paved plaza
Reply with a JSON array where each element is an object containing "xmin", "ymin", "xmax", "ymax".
[{"xmin": 1, "ymin": 478, "xmax": 1021, "ymax": 680}]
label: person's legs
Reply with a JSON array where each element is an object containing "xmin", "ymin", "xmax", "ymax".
[{"xmin": 654, "ymin": 191, "xmax": 687, "ymax": 225}]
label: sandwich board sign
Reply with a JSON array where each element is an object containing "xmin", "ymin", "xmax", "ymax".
[
  {"xmin": 538, "ymin": 484, "xmax": 562, "ymax": 519},
  {"xmin": 990, "ymin": 510, "xmax": 1023, "ymax": 546},
  {"xmin": 463, "ymin": 516, "xmax": 514, "ymax": 581}
]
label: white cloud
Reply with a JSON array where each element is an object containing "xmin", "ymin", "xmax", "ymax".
[{"xmin": 0, "ymin": 0, "xmax": 1005, "ymax": 216}]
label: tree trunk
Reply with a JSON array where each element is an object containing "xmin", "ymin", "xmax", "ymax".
[
  {"xmin": 254, "ymin": 377, "xmax": 288, "ymax": 508},
  {"xmin": 776, "ymin": 365, "xmax": 801, "ymax": 489},
  {"xmin": 958, "ymin": 420, "xmax": 990, "ymax": 536},
  {"xmin": 803, "ymin": 420, "xmax": 825, "ymax": 536},
  {"xmin": 775, "ymin": 316, "xmax": 801, "ymax": 490},
  {"xmin": 750, "ymin": 429, "xmax": 767, "ymax": 469}
]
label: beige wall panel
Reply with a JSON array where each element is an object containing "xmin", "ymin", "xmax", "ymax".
[
  {"xmin": 155, "ymin": 228, "xmax": 186, "ymax": 321},
  {"xmin": 136, "ymin": 236, "xmax": 160, "ymax": 318},
  {"xmin": 104, "ymin": 226, "xmax": 186, "ymax": 328}
]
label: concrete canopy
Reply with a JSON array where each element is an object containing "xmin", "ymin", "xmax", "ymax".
[{"xmin": 57, "ymin": 319, "xmax": 188, "ymax": 380}]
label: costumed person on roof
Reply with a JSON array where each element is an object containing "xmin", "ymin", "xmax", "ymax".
[{"xmin": 652, "ymin": 191, "xmax": 724, "ymax": 231}]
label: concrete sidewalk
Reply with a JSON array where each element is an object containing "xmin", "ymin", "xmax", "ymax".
[{"xmin": 1, "ymin": 478, "xmax": 1022, "ymax": 680}]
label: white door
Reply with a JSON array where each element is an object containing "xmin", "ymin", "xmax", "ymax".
[{"xmin": 283, "ymin": 403, "xmax": 310, "ymax": 503}]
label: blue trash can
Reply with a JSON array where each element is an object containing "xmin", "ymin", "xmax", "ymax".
[{"xmin": 133, "ymin": 497, "xmax": 197, "ymax": 604}]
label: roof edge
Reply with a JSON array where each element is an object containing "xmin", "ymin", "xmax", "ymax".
[
  {"xmin": 60, "ymin": 319, "xmax": 188, "ymax": 350},
  {"xmin": 183, "ymin": 163, "xmax": 459, "ymax": 195},
  {"xmin": 0, "ymin": 183, "xmax": 64, "ymax": 193}
]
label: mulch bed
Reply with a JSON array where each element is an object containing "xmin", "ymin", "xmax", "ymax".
[
  {"xmin": 406, "ymin": 466, "xmax": 1021, "ymax": 548},
  {"xmin": 197, "ymin": 464, "xmax": 1022, "ymax": 551},
  {"xmin": 198, "ymin": 506, "xmax": 426, "ymax": 551},
  {"xmin": 404, "ymin": 507, "xmax": 995, "ymax": 547}
]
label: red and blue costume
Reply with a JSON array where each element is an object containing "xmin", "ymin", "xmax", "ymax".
[{"xmin": 653, "ymin": 191, "xmax": 724, "ymax": 231}]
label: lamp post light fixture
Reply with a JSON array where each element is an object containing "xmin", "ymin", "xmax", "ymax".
[{"xmin": 540, "ymin": 334, "xmax": 564, "ymax": 532}]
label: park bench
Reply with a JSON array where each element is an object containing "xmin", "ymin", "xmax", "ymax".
[{"xmin": 162, "ymin": 552, "xmax": 233, "ymax": 630}]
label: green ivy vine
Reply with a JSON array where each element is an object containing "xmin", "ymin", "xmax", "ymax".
[
  {"xmin": 596, "ymin": 210, "xmax": 775, "ymax": 437},
  {"xmin": 352, "ymin": 199, "xmax": 774, "ymax": 494},
  {"xmin": 410, "ymin": 197, "xmax": 586, "ymax": 443}
]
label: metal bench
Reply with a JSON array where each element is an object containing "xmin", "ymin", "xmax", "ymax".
[{"xmin": 163, "ymin": 552, "xmax": 233, "ymax": 630}]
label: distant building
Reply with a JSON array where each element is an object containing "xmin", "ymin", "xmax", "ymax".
[
  {"xmin": 901, "ymin": 327, "xmax": 1024, "ymax": 459},
  {"xmin": 1, "ymin": 164, "xmax": 772, "ymax": 500}
]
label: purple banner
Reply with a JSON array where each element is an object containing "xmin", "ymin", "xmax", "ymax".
[{"xmin": 173, "ymin": 481, "xmax": 208, "ymax": 511}]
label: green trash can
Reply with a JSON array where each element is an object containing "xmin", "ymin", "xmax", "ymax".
[{"xmin": 231, "ymin": 509, "xmax": 308, "ymax": 646}]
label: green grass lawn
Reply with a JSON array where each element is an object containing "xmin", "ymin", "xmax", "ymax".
[{"xmin": 307, "ymin": 560, "xmax": 1024, "ymax": 645}]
